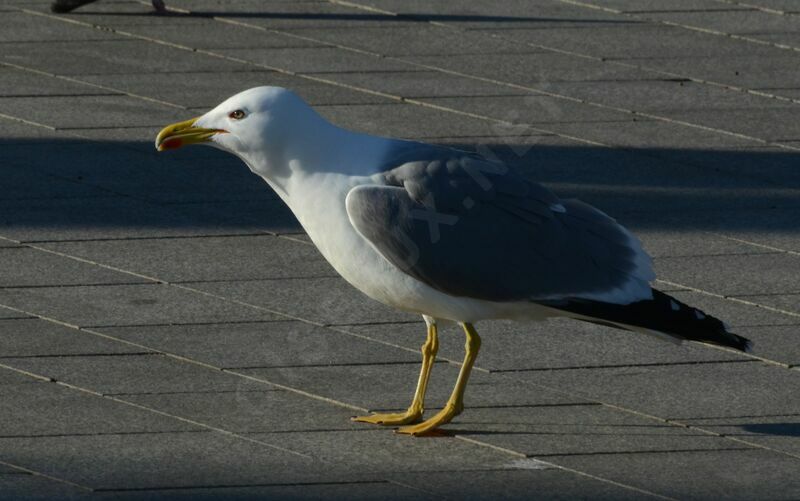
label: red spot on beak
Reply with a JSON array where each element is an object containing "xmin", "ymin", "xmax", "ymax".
[{"xmin": 162, "ymin": 138, "xmax": 183, "ymax": 150}]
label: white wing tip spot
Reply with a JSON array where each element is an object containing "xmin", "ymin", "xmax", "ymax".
[{"xmin": 550, "ymin": 203, "xmax": 566, "ymax": 213}]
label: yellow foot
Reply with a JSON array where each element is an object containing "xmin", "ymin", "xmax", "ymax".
[
  {"xmin": 351, "ymin": 409, "xmax": 423, "ymax": 426},
  {"xmin": 396, "ymin": 404, "xmax": 461, "ymax": 436}
]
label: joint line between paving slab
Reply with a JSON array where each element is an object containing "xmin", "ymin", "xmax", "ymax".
[
  {"xmin": 3, "ymin": 241, "xmax": 800, "ymax": 465},
  {"xmin": 2, "ymin": 294, "xmax": 799, "ymax": 469},
  {"xmin": 5, "ymin": 231, "xmax": 789, "ymax": 373},
  {"xmin": 554, "ymin": 0, "xmax": 800, "ymax": 53},
  {"xmin": 17, "ymin": 6, "xmax": 800, "ymax": 155},
  {"xmin": 0, "ymin": 61, "xmax": 187, "ymax": 111},
  {"xmin": 1, "ymin": 298, "xmax": 798, "ymax": 492},
  {"xmin": 490, "ymin": 359, "xmax": 757, "ymax": 373},
  {"xmin": 714, "ymin": 0, "xmax": 799, "ymax": 16},
  {"xmin": 656, "ymin": 278, "xmax": 800, "ymax": 322},
  {"xmin": 0, "ymin": 459, "xmax": 93, "ymax": 493},
  {"xmin": 326, "ymin": 0, "xmax": 800, "ymax": 109},
  {"xmin": 209, "ymin": 10, "xmax": 800, "ymax": 145},
  {"xmin": 4, "ymin": 2, "xmax": 800, "ymax": 480},
  {"xmin": 0, "ymin": 361, "xmax": 316, "ymax": 460},
  {"xmin": 94, "ymin": 479, "xmax": 390, "ymax": 493}
]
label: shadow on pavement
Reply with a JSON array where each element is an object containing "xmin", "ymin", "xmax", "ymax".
[
  {"xmin": 1, "ymin": 138, "xmax": 799, "ymax": 238},
  {"xmin": 73, "ymin": 10, "xmax": 642, "ymax": 25},
  {"xmin": 740, "ymin": 423, "xmax": 800, "ymax": 437}
]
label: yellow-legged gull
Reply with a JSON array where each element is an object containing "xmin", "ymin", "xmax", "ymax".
[{"xmin": 156, "ymin": 87, "xmax": 751, "ymax": 436}]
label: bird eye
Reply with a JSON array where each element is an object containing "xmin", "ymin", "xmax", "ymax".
[{"xmin": 228, "ymin": 110, "xmax": 246, "ymax": 120}]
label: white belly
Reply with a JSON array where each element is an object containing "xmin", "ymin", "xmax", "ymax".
[{"xmin": 276, "ymin": 172, "xmax": 554, "ymax": 323}]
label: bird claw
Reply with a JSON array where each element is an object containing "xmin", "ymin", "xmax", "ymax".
[
  {"xmin": 352, "ymin": 410, "xmax": 423, "ymax": 426},
  {"xmin": 395, "ymin": 405, "xmax": 458, "ymax": 436}
]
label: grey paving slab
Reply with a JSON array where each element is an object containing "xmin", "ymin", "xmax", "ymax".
[
  {"xmin": 655, "ymin": 253, "xmax": 800, "ymax": 296},
  {"xmin": 0, "ymin": 11, "xmax": 124, "ymax": 43},
  {"xmin": 736, "ymin": 293, "xmax": 800, "ymax": 315},
  {"xmin": 390, "ymin": 469, "xmax": 642, "ymax": 501},
  {"xmin": 2, "ymin": 353, "xmax": 273, "ymax": 395},
  {"xmin": 551, "ymin": 448, "xmax": 800, "ymax": 500},
  {"xmin": 190, "ymin": 276, "xmax": 419, "ymax": 325},
  {"xmin": 0, "ymin": 382, "xmax": 199, "ymax": 436},
  {"xmin": 0, "ymin": 196, "xmax": 271, "ymax": 243},
  {"xmin": 95, "ymin": 320, "xmax": 420, "ymax": 369},
  {"xmin": 236, "ymin": 363, "xmax": 581, "ymax": 412},
  {"xmin": 43, "ymin": 234, "xmax": 334, "ymax": 282},
  {"xmin": 0, "ymin": 369, "xmax": 40, "ymax": 386},
  {"xmin": 746, "ymin": 31, "xmax": 800, "ymax": 48},
  {"xmin": 122, "ymin": 20, "xmax": 326, "ymax": 50},
  {"xmin": 0, "ymin": 473, "xmax": 92, "ymax": 501},
  {"xmin": 657, "ymin": 107, "xmax": 800, "ymax": 142},
  {"xmin": 168, "ymin": 197, "xmax": 304, "ymax": 233},
  {"xmin": 0, "ymin": 163, "xmax": 111, "ymax": 201},
  {"xmin": 78, "ymin": 71, "xmax": 393, "ymax": 109},
  {"xmin": 344, "ymin": 317, "xmax": 742, "ymax": 374},
  {"xmin": 118, "ymin": 388, "xmax": 362, "ymax": 433},
  {"xmin": 641, "ymin": 10, "xmax": 800, "ymax": 35},
  {"xmin": 664, "ymin": 289, "xmax": 800, "ymax": 329},
  {"xmin": 636, "ymin": 229, "xmax": 776, "ymax": 258},
  {"xmin": 620, "ymin": 55, "xmax": 800, "ymax": 90},
  {"xmin": 406, "ymin": 52, "xmax": 653, "ymax": 84},
  {"xmin": 250, "ymin": 428, "xmax": 543, "ymax": 473},
  {"xmin": 733, "ymin": 325, "xmax": 800, "ymax": 366},
  {"xmin": 545, "ymin": 119, "xmax": 762, "ymax": 150},
  {"xmin": 419, "ymin": 95, "xmax": 638, "ymax": 125},
  {"xmin": 0, "ymin": 307, "xmax": 33, "ymax": 319},
  {"xmin": 542, "ymin": 79, "xmax": 791, "ymax": 113},
  {"xmin": 217, "ymin": 46, "xmax": 416, "ymax": 73},
  {"xmin": 0, "ymin": 318, "xmax": 145, "ymax": 357},
  {"xmin": 705, "ymin": 209, "xmax": 800, "ymax": 253},
  {"xmin": 0, "ymin": 247, "xmax": 148, "ymax": 287},
  {"xmin": 0, "ymin": 283, "xmax": 279, "ymax": 327},
  {"xmin": 95, "ymin": 481, "xmax": 436, "ymax": 501},
  {"xmin": 0, "ymin": 67, "xmax": 121, "ymax": 99},
  {"xmin": 176, "ymin": 1, "xmax": 412, "ymax": 30},
  {"xmin": 519, "ymin": 361, "xmax": 800, "ymax": 422},
  {"xmin": 484, "ymin": 24, "xmax": 778, "ymax": 59},
  {"xmin": 0, "ymin": 432, "xmax": 368, "ymax": 491},
  {"xmin": 447, "ymin": 404, "xmax": 736, "ymax": 457},
  {"xmin": 0, "ymin": 117, "xmax": 70, "ymax": 141},
  {"xmin": 736, "ymin": 0, "xmax": 800, "ymax": 11},
  {"xmin": 2, "ymin": 138, "xmax": 275, "ymax": 205},
  {"xmin": 282, "ymin": 25, "xmax": 547, "ymax": 56},
  {"xmin": 310, "ymin": 70, "xmax": 530, "ymax": 99},
  {"xmin": 0, "ymin": 95, "xmax": 187, "ymax": 129},
  {"xmin": 315, "ymin": 103, "xmax": 498, "ymax": 138},
  {"xmin": 680, "ymin": 413, "xmax": 800, "ymax": 456},
  {"xmin": 1, "ymin": 39, "xmax": 248, "ymax": 76},
  {"xmin": 355, "ymin": 0, "xmax": 642, "ymax": 28},
  {"xmin": 586, "ymin": 0, "xmax": 754, "ymax": 11}
]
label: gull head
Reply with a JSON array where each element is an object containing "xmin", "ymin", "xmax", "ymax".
[{"xmin": 155, "ymin": 86, "xmax": 328, "ymax": 176}]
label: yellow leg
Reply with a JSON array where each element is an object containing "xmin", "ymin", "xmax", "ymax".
[
  {"xmin": 397, "ymin": 322, "xmax": 481, "ymax": 436},
  {"xmin": 352, "ymin": 321, "xmax": 439, "ymax": 426}
]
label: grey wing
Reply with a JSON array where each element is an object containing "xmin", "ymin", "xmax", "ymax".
[{"xmin": 345, "ymin": 145, "xmax": 655, "ymax": 304}]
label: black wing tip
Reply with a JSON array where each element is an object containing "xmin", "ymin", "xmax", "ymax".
[{"xmin": 731, "ymin": 333, "xmax": 754, "ymax": 353}]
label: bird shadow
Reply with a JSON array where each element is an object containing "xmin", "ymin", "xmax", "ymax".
[{"xmin": 738, "ymin": 423, "xmax": 800, "ymax": 437}]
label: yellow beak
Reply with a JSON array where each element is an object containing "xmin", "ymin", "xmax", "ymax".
[{"xmin": 155, "ymin": 117, "xmax": 226, "ymax": 151}]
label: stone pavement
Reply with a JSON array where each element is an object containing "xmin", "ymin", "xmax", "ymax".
[{"xmin": 1, "ymin": 0, "xmax": 799, "ymax": 498}]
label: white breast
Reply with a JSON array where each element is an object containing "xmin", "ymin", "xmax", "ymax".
[{"xmin": 270, "ymin": 171, "xmax": 555, "ymax": 323}]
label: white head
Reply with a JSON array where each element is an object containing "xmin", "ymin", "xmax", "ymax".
[{"xmin": 156, "ymin": 86, "xmax": 334, "ymax": 179}]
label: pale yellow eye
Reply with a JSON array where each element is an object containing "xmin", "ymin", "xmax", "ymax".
[{"xmin": 228, "ymin": 109, "xmax": 246, "ymax": 120}]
